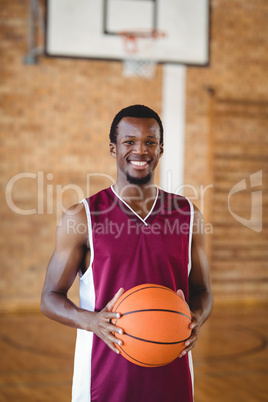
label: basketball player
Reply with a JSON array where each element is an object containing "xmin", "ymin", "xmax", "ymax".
[{"xmin": 41, "ymin": 105, "xmax": 213, "ymax": 402}]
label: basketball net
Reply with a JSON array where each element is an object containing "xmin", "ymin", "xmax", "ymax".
[{"xmin": 120, "ymin": 30, "xmax": 165, "ymax": 79}]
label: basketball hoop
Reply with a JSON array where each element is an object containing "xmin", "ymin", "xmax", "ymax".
[{"xmin": 119, "ymin": 29, "xmax": 166, "ymax": 79}]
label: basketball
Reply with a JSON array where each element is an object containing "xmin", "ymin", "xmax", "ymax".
[{"xmin": 112, "ymin": 284, "xmax": 192, "ymax": 367}]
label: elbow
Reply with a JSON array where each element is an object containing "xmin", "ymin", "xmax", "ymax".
[
  {"xmin": 40, "ymin": 293, "xmax": 46, "ymax": 316},
  {"xmin": 40, "ymin": 297, "xmax": 45, "ymax": 315},
  {"xmin": 208, "ymin": 290, "xmax": 214, "ymax": 312},
  {"xmin": 40, "ymin": 290, "xmax": 50, "ymax": 317},
  {"xmin": 205, "ymin": 288, "xmax": 214, "ymax": 316}
]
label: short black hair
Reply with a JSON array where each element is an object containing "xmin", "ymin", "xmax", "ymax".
[{"xmin": 109, "ymin": 104, "xmax": 164, "ymax": 144}]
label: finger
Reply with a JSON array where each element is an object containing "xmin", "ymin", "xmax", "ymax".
[
  {"xmin": 106, "ymin": 334, "xmax": 123, "ymax": 354},
  {"xmin": 189, "ymin": 313, "xmax": 200, "ymax": 330},
  {"xmin": 103, "ymin": 311, "xmax": 121, "ymax": 321},
  {"xmin": 107, "ymin": 340, "xmax": 122, "ymax": 354},
  {"xmin": 179, "ymin": 341, "xmax": 195, "ymax": 357},
  {"xmin": 108, "ymin": 332, "xmax": 123, "ymax": 346},
  {"xmin": 106, "ymin": 323, "xmax": 124, "ymax": 335},
  {"xmin": 189, "ymin": 320, "xmax": 198, "ymax": 330},
  {"xmin": 179, "ymin": 340, "xmax": 196, "ymax": 358},
  {"xmin": 179, "ymin": 331, "xmax": 198, "ymax": 357},
  {"xmin": 106, "ymin": 288, "xmax": 125, "ymax": 311},
  {"xmin": 176, "ymin": 289, "xmax": 185, "ymax": 301}
]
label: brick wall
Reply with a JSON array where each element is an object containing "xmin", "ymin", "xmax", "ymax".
[
  {"xmin": 0, "ymin": 0, "xmax": 162, "ymax": 311},
  {"xmin": 184, "ymin": 0, "xmax": 268, "ymax": 303},
  {"xmin": 0, "ymin": 0, "xmax": 267, "ymax": 310}
]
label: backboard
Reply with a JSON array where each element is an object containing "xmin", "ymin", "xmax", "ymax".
[{"xmin": 46, "ymin": 0, "xmax": 210, "ymax": 65}]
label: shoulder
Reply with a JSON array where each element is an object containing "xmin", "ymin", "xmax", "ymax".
[
  {"xmin": 61, "ymin": 202, "xmax": 87, "ymax": 225},
  {"xmin": 160, "ymin": 189, "xmax": 189, "ymax": 202},
  {"xmin": 159, "ymin": 189, "xmax": 193, "ymax": 212},
  {"xmin": 84, "ymin": 187, "xmax": 113, "ymax": 206},
  {"xmin": 56, "ymin": 202, "xmax": 88, "ymax": 247},
  {"xmin": 191, "ymin": 203, "xmax": 204, "ymax": 225},
  {"xmin": 190, "ymin": 203, "xmax": 207, "ymax": 245}
]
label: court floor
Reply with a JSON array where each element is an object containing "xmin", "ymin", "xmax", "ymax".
[{"xmin": 0, "ymin": 305, "xmax": 267, "ymax": 401}]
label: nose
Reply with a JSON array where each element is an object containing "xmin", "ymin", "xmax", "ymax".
[{"xmin": 133, "ymin": 141, "xmax": 148, "ymax": 154}]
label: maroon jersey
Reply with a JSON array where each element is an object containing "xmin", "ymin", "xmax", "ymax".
[{"xmin": 72, "ymin": 186, "xmax": 194, "ymax": 402}]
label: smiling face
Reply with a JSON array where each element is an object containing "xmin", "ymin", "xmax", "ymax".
[{"xmin": 110, "ymin": 117, "xmax": 164, "ymax": 187}]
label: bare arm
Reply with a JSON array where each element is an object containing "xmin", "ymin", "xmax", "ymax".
[
  {"xmin": 179, "ymin": 204, "xmax": 213, "ymax": 357},
  {"xmin": 40, "ymin": 203, "xmax": 124, "ymax": 354}
]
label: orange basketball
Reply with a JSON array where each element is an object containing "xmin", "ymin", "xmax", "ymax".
[{"xmin": 112, "ymin": 284, "xmax": 192, "ymax": 367}]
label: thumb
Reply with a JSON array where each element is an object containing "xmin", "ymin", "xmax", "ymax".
[
  {"xmin": 176, "ymin": 289, "xmax": 186, "ymax": 302},
  {"xmin": 106, "ymin": 288, "xmax": 124, "ymax": 311}
]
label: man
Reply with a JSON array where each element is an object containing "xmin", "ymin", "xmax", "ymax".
[{"xmin": 41, "ymin": 105, "xmax": 213, "ymax": 402}]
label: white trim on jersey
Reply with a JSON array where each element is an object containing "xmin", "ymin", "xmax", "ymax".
[
  {"xmin": 80, "ymin": 198, "xmax": 94, "ymax": 279},
  {"xmin": 72, "ymin": 200, "xmax": 96, "ymax": 402},
  {"xmin": 185, "ymin": 197, "xmax": 195, "ymax": 396},
  {"xmin": 111, "ymin": 185, "xmax": 159, "ymax": 226},
  {"xmin": 188, "ymin": 351, "xmax": 194, "ymax": 397},
  {"xmin": 186, "ymin": 198, "xmax": 194, "ymax": 276}
]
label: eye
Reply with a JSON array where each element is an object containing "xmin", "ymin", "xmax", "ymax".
[
  {"xmin": 124, "ymin": 140, "xmax": 134, "ymax": 145},
  {"xmin": 146, "ymin": 140, "xmax": 157, "ymax": 145}
]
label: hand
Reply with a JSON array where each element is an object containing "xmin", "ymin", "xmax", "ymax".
[
  {"xmin": 91, "ymin": 288, "xmax": 125, "ymax": 354},
  {"xmin": 176, "ymin": 289, "xmax": 201, "ymax": 358}
]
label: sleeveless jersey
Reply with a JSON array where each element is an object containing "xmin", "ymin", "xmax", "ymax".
[{"xmin": 72, "ymin": 186, "xmax": 194, "ymax": 402}]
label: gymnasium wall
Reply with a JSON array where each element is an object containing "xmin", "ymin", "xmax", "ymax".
[
  {"xmin": 0, "ymin": 0, "xmax": 267, "ymax": 311},
  {"xmin": 184, "ymin": 0, "xmax": 268, "ymax": 304}
]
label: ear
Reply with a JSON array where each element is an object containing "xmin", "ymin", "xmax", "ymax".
[
  {"xmin": 109, "ymin": 142, "xmax": 117, "ymax": 158},
  {"xmin": 159, "ymin": 144, "xmax": 164, "ymax": 158}
]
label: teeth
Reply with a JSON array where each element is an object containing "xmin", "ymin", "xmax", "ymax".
[{"xmin": 130, "ymin": 161, "xmax": 147, "ymax": 167}]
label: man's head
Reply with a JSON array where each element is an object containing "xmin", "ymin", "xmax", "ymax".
[
  {"xmin": 109, "ymin": 104, "xmax": 164, "ymax": 145},
  {"xmin": 109, "ymin": 106, "xmax": 164, "ymax": 187}
]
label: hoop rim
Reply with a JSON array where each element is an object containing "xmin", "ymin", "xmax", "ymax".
[{"xmin": 119, "ymin": 29, "xmax": 166, "ymax": 40}]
